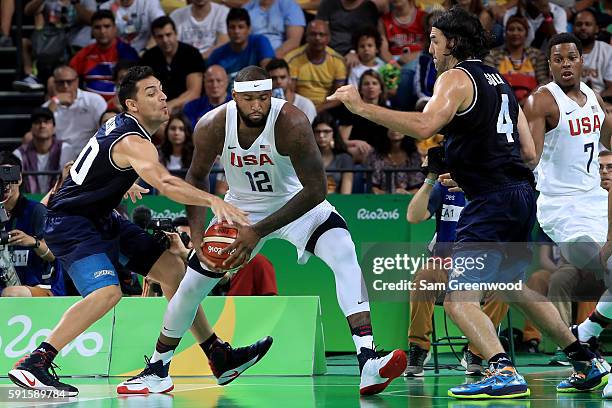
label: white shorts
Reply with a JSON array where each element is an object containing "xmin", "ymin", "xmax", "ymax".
[
  {"xmin": 537, "ymin": 187, "xmax": 608, "ymax": 244},
  {"xmin": 210, "ymin": 199, "xmax": 337, "ymax": 264}
]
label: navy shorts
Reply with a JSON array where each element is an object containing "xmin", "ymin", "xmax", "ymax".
[
  {"xmin": 45, "ymin": 211, "xmax": 166, "ymax": 297},
  {"xmin": 448, "ymin": 182, "xmax": 536, "ymax": 288}
]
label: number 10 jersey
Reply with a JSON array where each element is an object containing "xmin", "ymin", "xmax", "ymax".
[
  {"xmin": 219, "ymin": 98, "xmax": 304, "ymax": 214},
  {"xmin": 48, "ymin": 113, "xmax": 150, "ymax": 217}
]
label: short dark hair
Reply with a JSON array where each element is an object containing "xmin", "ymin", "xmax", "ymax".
[
  {"xmin": 0, "ymin": 151, "xmax": 22, "ymax": 169},
  {"xmin": 575, "ymin": 7, "xmax": 598, "ymax": 23},
  {"xmin": 266, "ymin": 58, "xmax": 290, "ymax": 73},
  {"xmin": 151, "ymin": 16, "xmax": 176, "ymax": 34},
  {"xmin": 600, "ymin": 150, "xmax": 612, "ymax": 158},
  {"xmin": 112, "ymin": 59, "xmax": 137, "ymax": 82},
  {"xmin": 235, "ymin": 65, "xmax": 269, "ymax": 82},
  {"xmin": 91, "ymin": 10, "xmax": 115, "ymax": 25},
  {"xmin": 351, "ymin": 26, "xmax": 382, "ymax": 51},
  {"xmin": 548, "ymin": 32, "xmax": 583, "ymax": 58},
  {"xmin": 118, "ymin": 66, "xmax": 155, "ymax": 111},
  {"xmin": 227, "ymin": 8, "xmax": 250, "ymax": 27},
  {"xmin": 432, "ymin": 6, "xmax": 491, "ymax": 60}
]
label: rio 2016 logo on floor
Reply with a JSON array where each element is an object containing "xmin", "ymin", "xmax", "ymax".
[{"xmin": 0, "ymin": 315, "xmax": 103, "ymax": 358}]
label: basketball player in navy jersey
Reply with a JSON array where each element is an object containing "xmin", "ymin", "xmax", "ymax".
[
  {"xmin": 7, "ymin": 66, "xmax": 262, "ymax": 396},
  {"xmin": 329, "ymin": 6, "xmax": 607, "ymax": 399},
  {"xmin": 121, "ymin": 65, "xmax": 408, "ymax": 396},
  {"xmin": 524, "ymin": 33, "xmax": 612, "ymax": 395}
]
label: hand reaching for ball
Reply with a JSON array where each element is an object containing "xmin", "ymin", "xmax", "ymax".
[{"xmin": 210, "ymin": 196, "xmax": 250, "ymax": 226}]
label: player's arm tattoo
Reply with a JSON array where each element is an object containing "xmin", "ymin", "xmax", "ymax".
[
  {"xmin": 252, "ymin": 105, "xmax": 327, "ymax": 238},
  {"xmin": 186, "ymin": 109, "xmax": 226, "ymax": 245}
]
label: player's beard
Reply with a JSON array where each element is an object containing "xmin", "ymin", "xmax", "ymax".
[{"xmin": 237, "ymin": 106, "xmax": 269, "ymax": 128}]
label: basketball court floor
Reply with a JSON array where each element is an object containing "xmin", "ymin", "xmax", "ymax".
[{"xmin": 1, "ymin": 353, "xmax": 610, "ymax": 408}]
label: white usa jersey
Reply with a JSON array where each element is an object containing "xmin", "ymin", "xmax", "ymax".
[
  {"xmin": 536, "ymin": 82, "xmax": 605, "ymax": 195},
  {"xmin": 220, "ymin": 98, "xmax": 303, "ymax": 214}
]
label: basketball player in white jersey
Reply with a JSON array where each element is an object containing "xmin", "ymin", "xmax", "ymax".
[
  {"xmin": 118, "ymin": 66, "xmax": 407, "ymax": 396},
  {"xmin": 524, "ymin": 32, "xmax": 612, "ymax": 394}
]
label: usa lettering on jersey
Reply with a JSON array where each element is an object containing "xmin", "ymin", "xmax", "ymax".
[
  {"xmin": 568, "ymin": 108, "xmax": 602, "ymax": 136},
  {"xmin": 230, "ymin": 152, "xmax": 275, "ymax": 167}
]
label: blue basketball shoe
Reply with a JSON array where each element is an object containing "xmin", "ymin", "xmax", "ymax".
[
  {"xmin": 557, "ymin": 357, "xmax": 609, "ymax": 393},
  {"xmin": 448, "ymin": 361, "xmax": 530, "ymax": 399}
]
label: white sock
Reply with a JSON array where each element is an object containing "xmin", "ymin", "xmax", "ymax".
[
  {"xmin": 160, "ymin": 254, "xmax": 223, "ymax": 339},
  {"xmin": 577, "ymin": 298, "xmax": 612, "ymax": 341},
  {"xmin": 353, "ymin": 334, "xmax": 374, "ymax": 353},
  {"xmin": 151, "ymin": 349, "xmax": 174, "ymax": 366}
]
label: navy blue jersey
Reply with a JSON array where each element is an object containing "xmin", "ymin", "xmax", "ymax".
[
  {"xmin": 48, "ymin": 113, "xmax": 151, "ymax": 217},
  {"xmin": 427, "ymin": 183, "xmax": 466, "ymax": 257},
  {"xmin": 442, "ymin": 60, "xmax": 534, "ymax": 199}
]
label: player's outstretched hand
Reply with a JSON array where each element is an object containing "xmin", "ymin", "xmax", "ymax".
[
  {"xmin": 164, "ymin": 231, "xmax": 190, "ymax": 261},
  {"xmin": 438, "ymin": 173, "xmax": 463, "ymax": 193},
  {"xmin": 327, "ymin": 85, "xmax": 365, "ymax": 114},
  {"xmin": 124, "ymin": 183, "xmax": 149, "ymax": 203},
  {"xmin": 221, "ymin": 225, "xmax": 261, "ymax": 270},
  {"xmin": 210, "ymin": 196, "xmax": 250, "ymax": 226}
]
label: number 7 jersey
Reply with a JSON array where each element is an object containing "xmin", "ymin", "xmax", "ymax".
[
  {"xmin": 48, "ymin": 113, "xmax": 150, "ymax": 217},
  {"xmin": 219, "ymin": 98, "xmax": 304, "ymax": 214},
  {"xmin": 536, "ymin": 81, "xmax": 605, "ymax": 195}
]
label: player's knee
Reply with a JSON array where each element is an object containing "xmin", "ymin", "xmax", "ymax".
[
  {"xmin": 443, "ymin": 298, "xmax": 460, "ymax": 318},
  {"xmin": 96, "ymin": 285, "xmax": 122, "ymax": 309}
]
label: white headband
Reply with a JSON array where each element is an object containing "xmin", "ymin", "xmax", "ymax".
[{"xmin": 233, "ymin": 79, "xmax": 272, "ymax": 92}]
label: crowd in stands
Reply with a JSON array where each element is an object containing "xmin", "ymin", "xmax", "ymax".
[{"xmin": 4, "ymin": 0, "xmax": 612, "ymax": 195}]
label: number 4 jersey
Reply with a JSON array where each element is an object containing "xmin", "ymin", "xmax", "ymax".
[
  {"xmin": 535, "ymin": 81, "xmax": 605, "ymax": 195},
  {"xmin": 48, "ymin": 113, "xmax": 150, "ymax": 217},
  {"xmin": 441, "ymin": 60, "xmax": 534, "ymax": 199},
  {"xmin": 219, "ymin": 98, "xmax": 303, "ymax": 214}
]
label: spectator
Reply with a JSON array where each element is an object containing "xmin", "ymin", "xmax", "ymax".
[
  {"xmin": 159, "ymin": 113, "xmax": 194, "ymax": 171},
  {"xmin": 170, "ymin": 0, "xmax": 230, "ymax": 60},
  {"xmin": 366, "ymin": 128, "xmax": 424, "ymax": 194},
  {"xmin": 207, "ymin": 8, "xmax": 275, "ymax": 80},
  {"xmin": 69, "ymin": 10, "xmax": 139, "ymax": 102},
  {"xmin": 451, "ymin": 0, "xmax": 494, "ymax": 31},
  {"xmin": 222, "ymin": 254, "xmax": 278, "ymax": 295},
  {"xmin": 69, "ymin": 0, "xmax": 99, "ymax": 50},
  {"xmin": 285, "ymin": 19, "xmax": 346, "ymax": 113},
  {"xmin": 100, "ymin": 0, "xmax": 165, "ymax": 54},
  {"xmin": 0, "ymin": 152, "xmax": 64, "ymax": 297},
  {"xmin": 266, "ymin": 58, "xmax": 317, "ymax": 122},
  {"xmin": 348, "ymin": 26, "xmax": 386, "ymax": 88},
  {"xmin": 43, "ymin": 66, "xmax": 107, "ymax": 167},
  {"xmin": 378, "ymin": 0, "xmax": 426, "ymax": 66},
  {"xmin": 413, "ymin": 10, "xmax": 440, "ymax": 110},
  {"xmin": 313, "ymin": 112, "xmax": 353, "ymax": 194},
  {"xmin": 183, "ymin": 65, "xmax": 232, "ymax": 128},
  {"xmin": 13, "ymin": 0, "xmax": 93, "ymax": 91},
  {"xmin": 107, "ymin": 59, "xmax": 137, "ymax": 111},
  {"xmin": 404, "ymin": 146, "xmax": 506, "ymax": 376},
  {"xmin": 338, "ymin": 69, "xmax": 389, "ymax": 163},
  {"xmin": 0, "ymin": 0, "xmax": 14, "ymax": 46},
  {"xmin": 99, "ymin": 108, "xmax": 120, "ymax": 126},
  {"xmin": 503, "ymin": 0, "xmax": 567, "ymax": 50},
  {"xmin": 244, "ymin": 0, "xmax": 305, "ymax": 58},
  {"xmin": 573, "ymin": 9, "xmax": 612, "ymax": 97},
  {"xmin": 140, "ymin": 16, "xmax": 204, "ymax": 113},
  {"xmin": 14, "ymin": 108, "xmax": 62, "ymax": 194},
  {"xmin": 484, "ymin": 15, "xmax": 549, "ymax": 105},
  {"xmin": 316, "ymin": 0, "xmax": 379, "ymax": 56}
]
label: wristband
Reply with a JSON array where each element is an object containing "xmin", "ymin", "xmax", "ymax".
[
  {"xmin": 40, "ymin": 248, "xmax": 50, "ymax": 257},
  {"xmin": 34, "ymin": 238, "xmax": 40, "ymax": 248},
  {"xmin": 424, "ymin": 178, "xmax": 436, "ymax": 186}
]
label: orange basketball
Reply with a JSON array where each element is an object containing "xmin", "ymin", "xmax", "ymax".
[{"xmin": 202, "ymin": 223, "xmax": 239, "ymax": 269}]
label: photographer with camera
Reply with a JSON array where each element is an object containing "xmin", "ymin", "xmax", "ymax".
[
  {"xmin": 403, "ymin": 145, "xmax": 507, "ymax": 377},
  {"xmin": 0, "ymin": 152, "xmax": 64, "ymax": 297}
]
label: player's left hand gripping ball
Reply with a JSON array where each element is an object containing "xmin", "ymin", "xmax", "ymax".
[{"xmin": 221, "ymin": 225, "xmax": 262, "ymax": 270}]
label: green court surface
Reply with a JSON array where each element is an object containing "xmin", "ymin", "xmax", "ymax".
[{"xmin": 1, "ymin": 353, "xmax": 611, "ymax": 408}]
